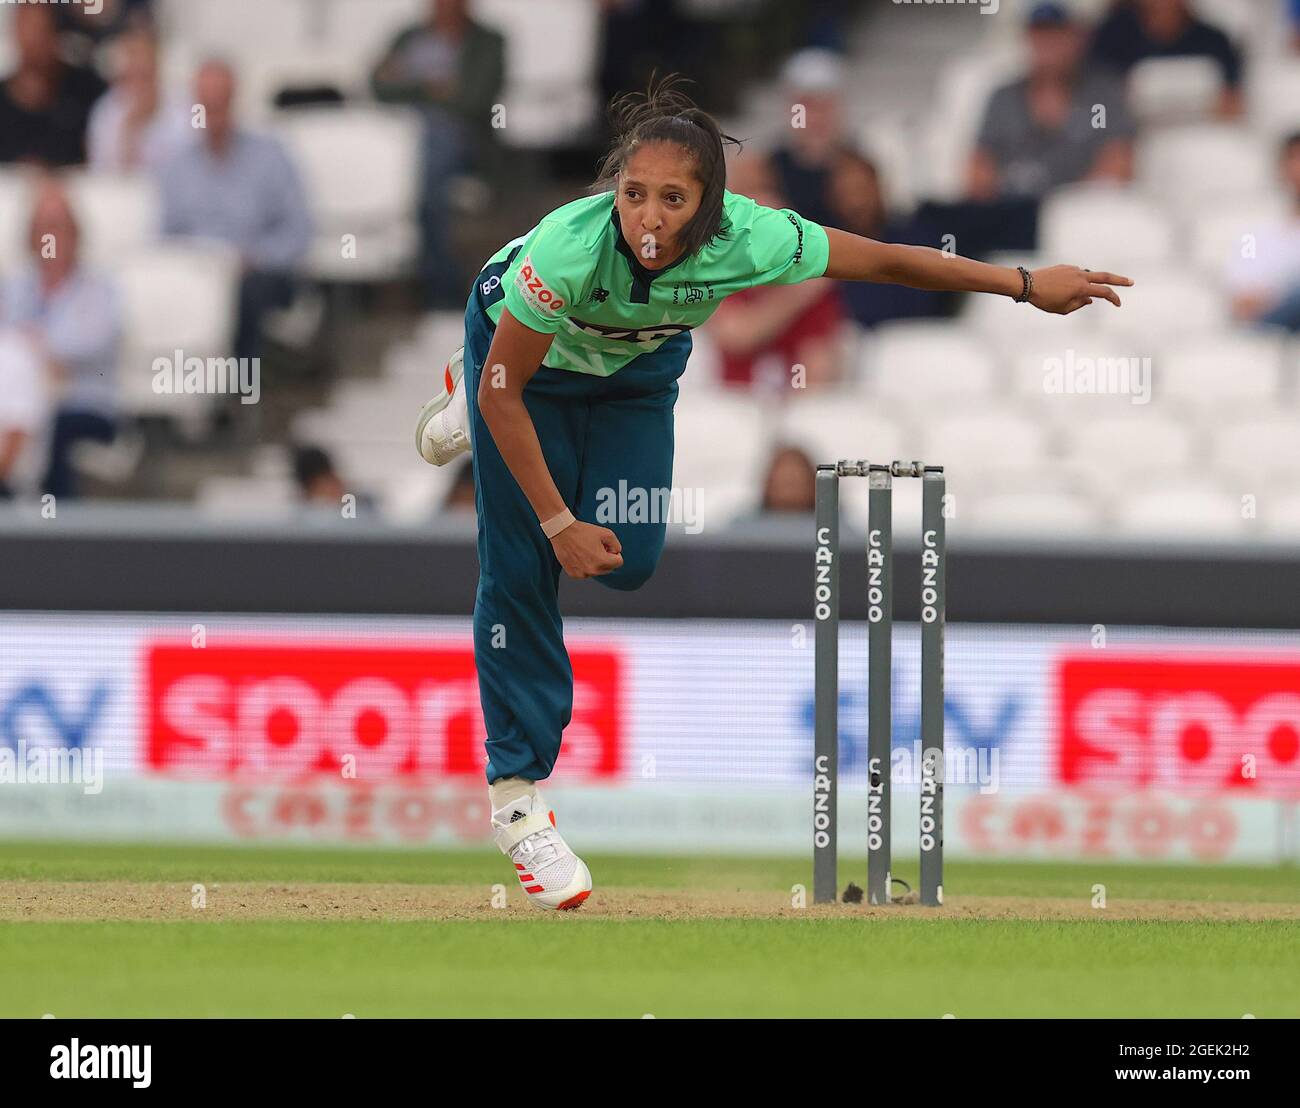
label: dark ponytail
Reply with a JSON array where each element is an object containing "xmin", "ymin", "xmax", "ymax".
[{"xmin": 590, "ymin": 73, "xmax": 743, "ymax": 259}]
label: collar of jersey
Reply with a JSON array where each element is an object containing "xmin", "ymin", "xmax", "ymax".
[{"xmin": 609, "ymin": 203, "xmax": 690, "ymax": 302}]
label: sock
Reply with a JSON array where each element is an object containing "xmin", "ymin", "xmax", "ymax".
[{"xmin": 489, "ymin": 776, "xmax": 536, "ymax": 811}]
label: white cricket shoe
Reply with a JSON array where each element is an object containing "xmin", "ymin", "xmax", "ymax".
[
  {"xmin": 491, "ymin": 792, "xmax": 592, "ymax": 911},
  {"xmin": 415, "ymin": 346, "xmax": 471, "ymax": 466}
]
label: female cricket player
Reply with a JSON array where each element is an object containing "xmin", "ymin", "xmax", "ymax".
[{"xmin": 415, "ymin": 79, "xmax": 1132, "ymax": 910}]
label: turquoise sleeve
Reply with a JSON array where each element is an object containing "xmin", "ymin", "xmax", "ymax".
[
  {"xmin": 748, "ymin": 205, "xmax": 831, "ymax": 287},
  {"xmin": 501, "ymin": 221, "xmax": 589, "ymax": 334}
]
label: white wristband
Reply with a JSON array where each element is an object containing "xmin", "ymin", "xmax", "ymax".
[{"xmin": 541, "ymin": 508, "xmax": 576, "ymax": 538}]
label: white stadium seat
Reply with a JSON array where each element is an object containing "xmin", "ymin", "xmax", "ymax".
[
  {"xmin": 922, "ymin": 406, "xmax": 1049, "ymax": 480},
  {"xmin": 1189, "ymin": 193, "xmax": 1292, "ymax": 278},
  {"xmin": 0, "ymin": 168, "xmax": 31, "ymax": 279},
  {"xmin": 473, "ymin": 0, "xmax": 600, "ymax": 148},
  {"xmin": 1113, "ymin": 484, "xmax": 1250, "ymax": 540},
  {"xmin": 1212, "ymin": 414, "xmax": 1300, "ymax": 486},
  {"xmin": 1039, "ymin": 184, "xmax": 1176, "ymax": 270},
  {"xmin": 1137, "ymin": 125, "xmax": 1274, "ymax": 210},
  {"xmin": 917, "ymin": 47, "xmax": 1025, "ymax": 202},
  {"xmin": 1127, "ymin": 56, "xmax": 1223, "ymax": 126},
  {"xmin": 272, "ymin": 106, "xmax": 422, "ymax": 281},
  {"xmin": 1093, "ymin": 268, "xmax": 1227, "ymax": 337},
  {"xmin": 116, "ymin": 241, "xmax": 241, "ymax": 423},
  {"xmin": 671, "ymin": 388, "xmax": 773, "ymax": 516},
  {"xmin": 1060, "ymin": 412, "xmax": 1196, "ymax": 491},
  {"xmin": 1154, "ymin": 330, "xmax": 1287, "ymax": 410},
  {"xmin": 776, "ymin": 392, "xmax": 912, "ymax": 470},
  {"xmin": 1249, "ymin": 59, "xmax": 1300, "ymax": 139},
  {"xmin": 197, "ymin": 475, "xmax": 298, "ymax": 519},
  {"xmin": 63, "ymin": 173, "xmax": 160, "ymax": 272},
  {"xmin": 864, "ymin": 321, "xmax": 1000, "ymax": 406},
  {"xmin": 964, "ymin": 490, "xmax": 1103, "ymax": 539}
]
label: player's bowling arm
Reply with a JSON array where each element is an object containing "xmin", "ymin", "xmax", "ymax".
[
  {"xmin": 476, "ymin": 308, "xmax": 568, "ymax": 523},
  {"xmin": 821, "ymin": 227, "xmax": 1132, "ymax": 315}
]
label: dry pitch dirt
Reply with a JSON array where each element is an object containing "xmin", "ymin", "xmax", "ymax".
[{"xmin": 3, "ymin": 882, "xmax": 1299, "ymax": 922}]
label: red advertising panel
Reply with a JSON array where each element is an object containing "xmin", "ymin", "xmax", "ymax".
[
  {"xmin": 144, "ymin": 642, "xmax": 623, "ymax": 781},
  {"xmin": 1058, "ymin": 655, "xmax": 1300, "ymax": 793}
]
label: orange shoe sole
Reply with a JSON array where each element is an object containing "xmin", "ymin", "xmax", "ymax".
[{"xmin": 556, "ymin": 890, "xmax": 591, "ymax": 911}]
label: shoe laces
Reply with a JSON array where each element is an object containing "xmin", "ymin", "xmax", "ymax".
[{"xmin": 512, "ymin": 825, "xmax": 564, "ymax": 872}]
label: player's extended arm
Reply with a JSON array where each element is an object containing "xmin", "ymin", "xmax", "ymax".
[
  {"xmin": 477, "ymin": 308, "xmax": 624, "ymax": 579},
  {"xmin": 821, "ymin": 226, "xmax": 1132, "ymax": 315}
]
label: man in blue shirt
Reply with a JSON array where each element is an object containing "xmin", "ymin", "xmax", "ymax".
[{"xmin": 159, "ymin": 60, "xmax": 312, "ymax": 363}]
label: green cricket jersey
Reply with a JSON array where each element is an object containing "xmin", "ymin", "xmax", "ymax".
[{"xmin": 481, "ymin": 189, "xmax": 832, "ymax": 376}]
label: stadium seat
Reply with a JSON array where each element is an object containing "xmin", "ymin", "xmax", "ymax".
[
  {"xmin": 964, "ymin": 489, "xmax": 1103, "ymax": 539},
  {"xmin": 1039, "ymin": 184, "xmax": 1176, "ymax": 270},
  {"xmin": 271, "ymin": 106, "xmax": 422, "ymax": 281},
  {"xmin": 863, "ymin": 321, "xmax": 1000, "ymax": 407},
  {"xmin": 776, "ymin": 392, "xmax": 911, "ymax": 470},
  {"xmin": 473, "ymin": 0, "xmax": 600, "ymax": 148},
  {"xmin": 1188, "ymin": 193, "xmax": 1292, "ymax": 279},
  {"xmin": 1249, "ymin": 59, "xmax": 1300, "ymax": 139},
  {"xmin": 115, "ymin": 241, "xmax": 241, "ymax": 424},
  {"xmin": 1060, "ymin": 411, "xmax": 1196, "ymax": 492},
  {"xmin": 671, "ymin": 388, "xmax": 773, "ymax": 514},
  {"xmin": 1112, "ymin": 484, "xmax": 1251, "ymax": 540},
  {"xmin": 1259, "ymin": 493, "xmax": 1300, "ymax": 538},
  {"xmin": 922, "ymin": 405, "xmax": 1049, "ymax": 480},
  {"xmin": 1136, "ymin": 125, "xmax": 1274, "ymax": 211},
  {"xmin": 1128, "ymin": 56, "xmax": 1223, "ymax": 126},
  {"xmin": 157, "ymin": 0, "xmax": 308, "ymax": 60},
  {"xmin": 1153, "ymin": 329, "xmax": 1287, "ymax": 411},
  {"xmin": 917, "ymin": 46, "xmax": 1025, "ymax": 201},
  {"xmin": 1093, "ymin": 268, "xmax": 1227, "ymax": 337},
  {"xmin": 0, "ymin": 167, "xmax": 31, "ymax": 279},
  {"xmin": 64, "ymin": 173, "xmax": 160, "ymax": 273},
  {"xmin": 196, "ymin": 474, "xmax": 298, "ymax": 518},
  {"xmin": 1211, "ymin": 413, "xmax": 1300, "ymax": 487}
]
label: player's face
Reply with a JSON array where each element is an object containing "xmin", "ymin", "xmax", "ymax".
[{"xmin": 616, "ymin": 143, "xmax": 703, "ymax": 268}]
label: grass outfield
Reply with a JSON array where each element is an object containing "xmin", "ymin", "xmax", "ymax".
[{"xmin": 1, "ymin": 841, "xmax": 1298, "ymax": 1018}]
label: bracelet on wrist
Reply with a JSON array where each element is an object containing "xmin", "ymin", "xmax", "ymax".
[{"xmin": 1014, "ymin": 265, "xmax": 1034, "ymax": 304}]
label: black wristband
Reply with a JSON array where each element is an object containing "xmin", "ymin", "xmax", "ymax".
[{"xmin": 1014, "ymin": 265, "xmax": 1033, "ymax": 303}]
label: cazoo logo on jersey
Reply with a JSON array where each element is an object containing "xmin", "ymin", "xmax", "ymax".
[{"xmin": 515, "ymin": 256, "xmax": 565, "ymax": 314}]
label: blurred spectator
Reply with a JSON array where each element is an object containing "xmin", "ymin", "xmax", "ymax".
[
  {"xmin": 969, "ymin": 3, "xmax": 1134, "ymax": 202},
  {"xmin": 709, "ymin": 151, "xmax": 845, "ymax": 390},
  {"xmin": 55, "ymin": 0, "xmax": 156, "ymax": 61},
  {"xmin": 1226, "ymin": 132, "xmax": 1300, "ymax": 333},
  {"xmin": 442, "ymin": 458, "xmax": 477, "ymax": 513},
  {"xmin": 159, "ymin": 60, "xmax": 312, "ymax": 363},
  {"xmin": 294, "ymin": 446, "xmax": 344, "ymax": 504},
  {"xmin": 758, "ymin": 445, "xmax": 817, "ymax": 514},
  {"xmin": 0, "ymin": 328, "xmax": 48, "ymax": 499},
  {"xmin": 293, "ymin": 445, "xmax": 375, "ymax": 512},
  {"xmin": 826, "ymin": 148, "xmax": 948, "ymax": 329},
  {"xmin": 371, "ymin": 0, "xmax": 505, "ymax": 308},
  {"xmin": 1, "ymin": 178, "xmax": 121, "ymax": 500},
  {"xmin": 1292, "ymin": 0, "xmax": 1300, "ymax": 52},
  {"xmin": 1089, "ymin": 0, "xmax": 1244, "ymax": 118},
  {"xmin": 88, "ymin": 26, "xmax": 191, "ymax": 174},
  {"xmin": 0, "ymin": 5, "xmax": 106, "ymax": 167},
  {"xmin": 770, "ymin": 49, "xmax": 845, "ymax": 230}
]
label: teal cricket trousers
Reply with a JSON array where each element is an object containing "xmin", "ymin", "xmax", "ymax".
[{"xmin": 464, "ymin": 249, "xmax": 690, "ymax": 784}]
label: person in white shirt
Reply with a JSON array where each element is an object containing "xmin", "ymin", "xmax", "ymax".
[
  {"xmin": 1227, "ymin": 132, "xmax": 1300, "ymax": 333},
  {"xmin": 87, "ymin": 25, "xmax": 191, "ymax": 174}
]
